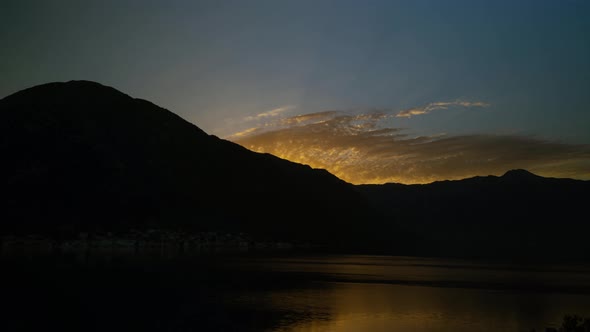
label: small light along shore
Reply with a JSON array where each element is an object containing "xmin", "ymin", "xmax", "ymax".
[{"xmin": 0, "ymin": 229, "xmax": 311, "ymax": 259}]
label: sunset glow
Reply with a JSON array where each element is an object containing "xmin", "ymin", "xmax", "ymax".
[{"xmin": 229, "ymin": 109, "xmax": 590, "ymax": 184}]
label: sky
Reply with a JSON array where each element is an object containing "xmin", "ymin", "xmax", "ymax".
[{"xmin": 2, "ymin": 0, "xmax": 589, "ymax": 183}]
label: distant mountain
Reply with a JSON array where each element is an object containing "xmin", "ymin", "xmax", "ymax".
[
  {"xmin": 357, "ymin": 170, "xmax": 590, "ymax": 260},
  {"xmin": 0, "ymin": 81, "xmax": 369, "ymax": 246},
  {"xmin": 3, "ymin": 81, "xmax": 589, "ymax": 260}
]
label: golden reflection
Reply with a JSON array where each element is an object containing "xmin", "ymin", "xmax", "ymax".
[
  {"xmin": 230, "ymin": 256, "xmax": 590, "ymax": 331},
  {"xmin": 258, "ymin": 255, "xmax": 590, "ymax": 332},
  {"xmin": 270, "ymin": 283, "xmax": 524, "ymax": 332}
]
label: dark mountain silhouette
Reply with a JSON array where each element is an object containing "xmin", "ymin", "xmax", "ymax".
[
  {"xmin": 2, "ymin": 81, "xmax": 589, "ymax": 259},
  {"xmin": 0, "ymin": 81, "xmax": 369, "ymax": 246},
  {"xmin": 358, "ymin": 169, "xmax": 590, "ymax": 260}
]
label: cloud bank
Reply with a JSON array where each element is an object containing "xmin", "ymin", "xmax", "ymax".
[{"xmin": 229, "ymin": 110, "xmax": 590, "ymax": 184}]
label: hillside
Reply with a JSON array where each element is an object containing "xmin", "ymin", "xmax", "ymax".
[
  {"xmin": 2, "ymin": 81, "xmax": 589, "ymax": 259},
  {"xmin": 0, "ymin": 81, "xmax": 369, "ymax": 245},
  {"xmin": 358, "ymin": 170, "xmax": 590, "ymax": 259}
]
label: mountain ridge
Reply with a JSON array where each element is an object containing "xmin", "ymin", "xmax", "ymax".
[
  {"xmin": 357, "ymin": 168, "xmax": 590, "ymax": 259},
  {"xmin": 373, "ymin": 169, "xmax": 583, "ymax": 187},
  {"xmin": 2, "ymin": 80, "xmax": 589, "ymax": 259},
  {"xmin": 0, "ymin": 80, "xmax": 369, "ymax": 247}
]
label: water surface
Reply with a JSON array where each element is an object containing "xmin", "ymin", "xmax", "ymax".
[
  {"xmin": 3, "ymin": 253, "xmax": 590, "ymax": 331},
  {"xmin": 225, "ymin": 255, "xmax": 590, "ymax": 331}
]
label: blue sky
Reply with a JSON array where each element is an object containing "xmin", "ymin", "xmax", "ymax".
[{"xmin": 2, "ymin": 0, "xmax": 589, "ymax": 182}]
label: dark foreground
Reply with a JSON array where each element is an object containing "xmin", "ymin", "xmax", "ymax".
[{"xmin": 2, "ymin": 251, "xmax": 590, "ymax": 332}]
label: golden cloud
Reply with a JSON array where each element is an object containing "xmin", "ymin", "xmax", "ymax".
[{"xmin": 228, "ymin": 111, "xmax": 590, "ymax": 184}]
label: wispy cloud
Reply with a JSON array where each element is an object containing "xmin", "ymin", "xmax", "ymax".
[
  {"xmin": 244, "ymin": 105, "xmax": 295, "ymax": 122},
  {"xmin": 396, "ymin": 100, "xmax": 490, "ymax": 118},
  {"xmin": 229, "ymin": 110, "xmax": 590, "ymax": 184},
  {"xmin": 227, "ymin": 127, "xmax": 262, "ymax": 138}
]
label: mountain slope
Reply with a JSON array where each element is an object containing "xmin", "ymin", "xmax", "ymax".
[
  {"xmin": 358, "ymin": 170, "xmax": 590, "ymax": 260},
  {"xmin": 3, "ymin": 81, "xmax": 588, "ymax": 259},
  {"xmin": 0, "ymin": 81, "xmax": 368, "ymax": 244}
]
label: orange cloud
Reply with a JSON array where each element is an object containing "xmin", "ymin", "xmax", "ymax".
[{"xmin": 228, "ymin": 110, "xmax": 590, "ymax": 184}]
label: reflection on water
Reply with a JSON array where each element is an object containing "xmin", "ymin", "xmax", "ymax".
[
  {"xmin": 2, "ymin": 253, "xmax": 590, "ymax": 331},
  {"xmin": 226, "ymin": 255, "xmax": 590, "ymax": 331},
  {"xmin": 267, "ymin": 282, "xmax": 590, "ymax": 332}
]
